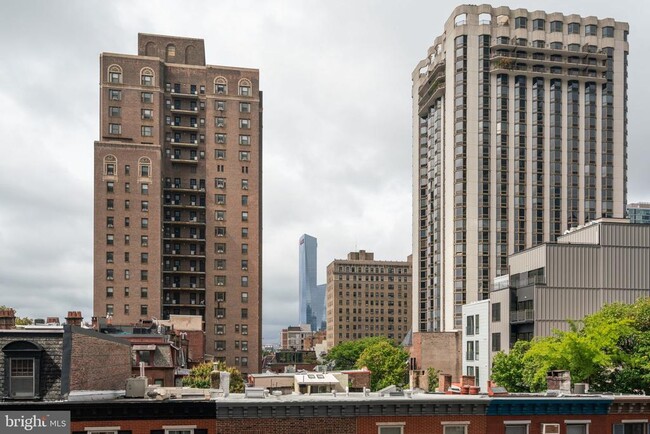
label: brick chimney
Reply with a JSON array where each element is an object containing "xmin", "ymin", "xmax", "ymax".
[
  {"xmin": 46, "ymin": 317, "xmax": 60, "ymax": 325},
  {"xmin": 0, "ymin": 309, "xmax": 16, "ymax": 330},
  {"xmin": 65, "ymin": 311, "xmax": 83, "ymax": 327}
]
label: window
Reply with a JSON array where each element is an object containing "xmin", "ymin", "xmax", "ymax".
[
  {"xmin": 107, "ymin": 199, "xmax": 114, "ymax": 210},
  {"xmin": 166, "ymin": 44, "xmax": 176, "ymax": 58},
  {"xmin": 602, "ymin": 26, "xmax": 614, "ymax": 37},
  {"xmin": 241, "ymin": 276, "xmax": 249, "ymax": 287},
  {"xmin": 241, "ymin": 227, "xmax": 248, "ymax": 238},
  {"xmin": 109, "ymin": 106, "xmax": 121, "ymax": 117},
  {"xmin": 215, "ymin": 77, "xmax": 227, "ymax": 94},
  {"xmin": 514, "ymin": 17, "xmax": 527, "ymax": 29},
  {"xmin": 377, "ymin": 426, "xmax": 404, "ymax": 434},
  {"xmin": 241, "ymin": 244, "xmax": 248, "ymax": 254},
  {"xmin": 140, "ymin": 68, "xmax": 154, "ymax": 86},
  {"xmin": 108, "ymin": 123, "xmax": 121, "ymax": 134},
  {"xmin": 141, "ymin": 287, "xmax": 148, "ymax": 298},
  {"xmin": 141, "ymin": 218, "xmax": 149, "ymax": 229},
  {"xmin": 239, "ymin": 135, "xmax": 251, "ymax": 145},
  {"xmin": 550, "ymin": 20, "xmax": 563, "ymax": 32},
  {"xmin": 141, "ymin": 183, "xmax": 149, "ymax": 195},
  {"xmin": 124, "ymin": 304, "xmax": 130, "ymax": 315},
  {"xmin": 241, "ymin": 308, "xmax": 248, "ymax": 319},
  {"xmin": 239, "ymin": 102, "xmax": 251, "ymax": 113},
  {"xmin": 242, "ymin": 211, "xmax": 248, "ymax": 222},
  {"xmin": 141, "ymin": 201, "xmax": 149, "ymax": 212},
  {"xmin": 443, "ymin": 426, "xmax": 468, "ymax": 434},
  {"xmin": 215, "ymin": 340, "xmax": 226, "ymax": 351},
  {"xmin": 124, "ymin": 217, "xmax": 130, "ymax": 227},
  {"xmin": 106, "ymin": 251, "xmax": 114, "ymax": 263},
  {"xmin": 124, "ymin": 287, "xmax": 130, "ymax": 297},
  {"xmin": 109, "ymin": 89, "xmax": 121, "ymax": 100},
  {"xmin": 492, "ymin": 332, "xmax": 501, "ymax": 352},
  {"xmin": 241, "ymin": 195, "xmax": 248, "ymax": 206},
  {"xmin": 216, "ymin": 133, "xmax": 226, "ymax": 144},
  {"xmin": 141, "ymin": 253, "xmax": 148, "ymax": 264},
  {"xmin": 241, "ymin": 179, "xmax": 249, "ymax": 190},
  {"xmin": 239, "ymin": 151, "xmax": 250, "ymax": 161},
  {"xmin": 215, "ymin": 178, "xmax": 226, "ymax": 189},
  {"xmin": 215, "ymin": 149, "xmax": 226, "ymax": 159},
  {"xmin": 216, "ymin": 324, "xmax": 225, "ymax": 335},
  {"xmin": 532, "ymin": 18, "xmax": 545, "ymax": 30},
  {"xmin": 216, "ymin": 117, "xmax": 226, "ymax": 128},
  {"xmin": 215, "ymin": 194, "xmax": 226, "ymax": 205},
  {"xmin": 106, "ymin": 287, "xmax": 114, "ymax": 298},
  {"xmin": 141, "ymin": 126, "xmax": 153, "ymax": 137},
  {"xmin": 125, "ymin": 235, "xmax": 130, "ymax": 245},
  {"xmin": 613, "ymin": 423, "xmax": 647, "ymax": 434},
  {"xmin": 585, "ymin": 24, "xmax": 597, "ymax": 36},
  {"xmin": 216, "ymin": 100, "xmax": 226, "ymax": 111},
  {"xmin": 239, "ymin": 85, "xmax": 251, "ymax": 96},
  {"xmin": 124, "ymin": 269, "xmax": 130, "ymax": 280},
  {"xmin": 106, "ymin": 216, "xmax": 114, "ymax": 228},
  {"xmin": 108, "ymin": 66, "xmax": 122, "ymax": 83},
  {"xmin": 239, "ymin": 119, "xmax": 250, "ymax": 129},
  {"xmin": 241, "ymin": 292, "xmax": 248, "ymax": 303},
  {"xmin": 504, "ymin": 424, "xmax": 528, "ymax": 434},
  {"xmin": 216, "ymin": 243, "xmax": 226, "ymax": 254},
  {"xmin": 492, "ymin": 302, "xmax": 501, "ymax": 321},
  {"xmin": 141, "ymin": 109, "xmax": 153, "ymax": 120},
  {"xmin": 141, "ymin": 235, "xmax": 148, "ymax": 247},
  {"xmin": 106, "ymin": 234, "xmax": 114, "ymax": 245},
  {"xmin": 140, "ymin": 305, "xmax": 148, "ymax": 315},
  {"xmin": 568, "ymin": 22, "xmax": 580, "ymax": 34},
  {"xmin": 241, "ymin": 341, "xmax": 248, "ymax": 352},
  {"xmin": 241, "ymin": 324, "xmax": 248, "ymax": 335},
  {"xmin": 241, "ymin": 260, "xmax": 248, "ymax": 270},
  {"xmin": 566, "ymin": 424, "xmax": 587, "ymax": 434},
  {"xmin": 241, "ymin": 356, "xmax": 248, "ymax": 367},
  {"xmin": 215, "ymin": 210, "xmax": 225, "ymax": 221},
  {"xmin": 466, "ymin": 315, "xmax": 475, "ymax": 336},
  {"xmin": 106, "ymin": 304, "xmax": 114, "ymax": 315},
  {"xmin": 216, "ymin": 308, "xmax": 226, "ymax": 318},
  {"xmin": 141, "ymin": 270, "xmax": 148, "ymax": 281},
  {"xmin": 125, "ymin": 165, "xmax": 130, "ymax": 175},
  {"xmin": 141, "ymin": 92, "xmax": 153, "ymax": 103}
]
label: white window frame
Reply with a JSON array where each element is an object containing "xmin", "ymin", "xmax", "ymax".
[{"xmin": 376, "ymin": 422, "xmax": 405, "ymax": 434}]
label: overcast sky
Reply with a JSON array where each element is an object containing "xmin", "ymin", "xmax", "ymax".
[{"xmin": 0, "ymin": 1, "xmax": 648, "ymax": 344}]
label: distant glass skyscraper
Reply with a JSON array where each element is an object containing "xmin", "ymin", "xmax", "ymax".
[{"xmin": 299, "ymin": 234, "xmax": 325, "ymax": 331}]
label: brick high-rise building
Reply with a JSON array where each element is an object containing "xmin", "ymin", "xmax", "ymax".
[
  {"xmin": 326, "ymin": 251, "xmax": 412, "ymax": 348},
  {"xmin": 94, "ymin": 34, "xmax": 262, "ymax": 373},
  {"xmin": 412, "ymin": 6, "xmax": 629, "ymax": 332}
]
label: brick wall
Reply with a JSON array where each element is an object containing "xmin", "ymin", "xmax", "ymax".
[
  {"xmin": 358, "ymin": 415, "xmax": 486, "ymax": 434},
  {"xmin": 69, "ymin": 327, "xmax": 131, "ymax": 391},
  {"xmin": 215, "ymin": 417, "xmax": 355, "ymax": 434},
  {"xmin": 71, "ymin": 418, "xmax": 214, "ymax": 434},
  {"xmin": 410, "ymin": 331, "xmax": 461, "ymax": 383}
]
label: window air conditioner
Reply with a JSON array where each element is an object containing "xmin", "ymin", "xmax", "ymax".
[
  {"xmin": 172, "ymin": 283, "xmax": 177, "ymax": 288},
  {"xmin": 217, "ymin": 282, "xmax": 224, "ymax": 286},
  {"xmin": 171, "ymin": 138, "xmax": 175, "ymax": 143},
  {"xmin": 242, "ymin": 267, "xmax": 248, "ymax": 271},
  {"xmin": 190, "ymin": 267, "xmax": 195, "ymax": 271},
  {"xmin": 173, "ymin": 266, "xmax": 178, "ymax": 271},
  {"xmin": 191, "ymin": 283, "xmax": 196, "ymax": 288},
  {"xmin": 171, "ymin": 250, "xmax": 176, "ymax": 254},
  {"xmin": 171, "ymin": 234, "xmax": 175, "ymax": 238},
  {"xmin": 191, "ymin": 217, "xmax": 197, "ymax": 222},
  {"xmin": 541, "ymin": 424, "xmax": 560, "ymax": 434},
  {"xmin": 191, "ymin": 234, "xmax": 197, "ymax": 239},
  {"xmin": 171, "ymin": 217, "xmax": 176, "ymax": 221},
  {"xmin": 217, "ymin": 266, "xmax": 224, "ymax": 270},
  {"xmin": 191, "ymin": 202, "xmax": 196, "ymax": 206},
  {"xmin": 190, "ymin": 251, "xmax": 196, "ymax": 255},
  {"xmin": 192, "ymin": 185, "xmax": 197, "ymax": 190}
]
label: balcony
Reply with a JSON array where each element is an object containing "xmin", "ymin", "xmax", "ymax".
[
  {"xmin": 162, "ymin": 301, "xmax": 206, "ymax": 308},
  {"xmin": 164, "ymin": 201, "xmax": 205, "ymax": 210},
  {"xmin": 163, "ymin": 184, "xmax": 205, "ymax": 193},
  {"xmin": 491, "ymin": 39, "xmax": 607, "ymax": 59},
  {"xmin": 170, "ymin": 105, "xmax": 199, "ymax": 115},
  {"xmin": 162, "ymin": 250, "xmax": 206, "ymax": 258},
  {"xmin": 510, "ymin": 309, "xmax": 534, "ymax": 324},
  {"xmin": 169, "ymin": 122, "xmax": 199, "ymax": 132},
  {"xmin": 162, "ymin": 267, "xmax": 205, "ymax": 274},
  {"xmin": 163, "ymin": 234, "xmax": 205, "ymax": 242},
  {"xmin": 169, "ymin": 88, "xmax": 199, "ymax": 98},
  {"xmin": 169, "ymin": 138, "xmax": 199, "ymax": 149},
  {"xmin": 170, "ymin": 154, "xmax": 199, "ymax": 165},
  {"xmin": 164, "ymin": 217, "xmax": 206, "ymax": 225},
  {"xmin": 163, "ymin": 283, "xmax": 205, "ymax": 291}
]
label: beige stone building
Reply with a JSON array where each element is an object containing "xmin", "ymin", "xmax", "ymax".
[
  {"xmin": 412, "ymin": 5, "xmax": 629, "ymax": 333},
  {"xmin": 326, "ymin": 251, "xmax": 411, "ymax": 348},
  {"xmin": 93, "ymin": 34, "xmax": 262, "ymax": 373}
]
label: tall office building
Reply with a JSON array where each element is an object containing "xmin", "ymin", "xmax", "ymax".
[
  {"xmin": 326, "ymin": 251, "xmax": 412, "ymax": 347},
  {"xmin": 412, "ymin": 6, "xmax": 628, "ymax": 332},
  {"xmin": 94, "ymin": 34, "xmax": 262, "ymax": 373},
  {"xmin": 298, "ymin": 234, "xmax": 325, "ymax": 331}
]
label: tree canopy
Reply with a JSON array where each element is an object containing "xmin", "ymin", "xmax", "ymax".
[
  {"xmin": 182, "ymin": 361, "xmax": 245, "ymax": 392},
  {"xmin": 491, "ymin": 298, "xmax": 650, "ymax": 393},
  {"xmin": 324, "ymin": 336, "xmax": 389, "ymax": 370},
  {"xmin": 354, "ymin": 340, "xmax": 409, "ymax": 391}
]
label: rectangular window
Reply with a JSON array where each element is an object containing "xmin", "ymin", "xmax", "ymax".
[
  {"xmin": 239, "ymin": 85, "xmax": 251, "ymax": 96},
  {"xmin": 141, "ymin": 92, "xmax": 153, "ymax": 103},
  {"xmin": 241, "ymin": 308, "xmax": 248, "ymax": 319},
  {"xmin": 241, "ymin": 227, "xmax": 248, "ymax": 238},
  {"xmin": 141, "ymin": 287, "xmax": 148, "ymax": 298},
  {"xmin": 106, "ymin": 287, "xmax": 114, "ymax": 298},
  {"xmin": 216, "ymin": 133, "xmax": 226, "ymax": 144},
  {"xmin": 141, "ymin": 74, "xmax": 153, "ymax": 86},
  {"xmin": 241, "ymin": 276, "xmax": 249, "ymax": 287},
  {"xmin": 241, "ymin": 356, "xmax": 248, "ymax": 367},
  {"xmin": 141, "ymin": 218, "xmax": 149, "ymax": 228},
  {"xmin": 141, "ymin": 253, "xmax": 148, "ymax": 264},
  {"xmin": 106, "ymin": 252, "xmax": 114, "ymax": 263},
  {"xmin": 109, "ymin": 106, "xmax": 121, "ymax": 117},
  {"xmin": 140, "ymin": 305, "xmax": 148, "ymax": 315},
  {"xmin": 107, "ymin": 199, "xmax": 114, "ymax": 210},
  {"xmin": 141, "ymin": 126, "xmax": 153, "ymax": 137},
  {"xmin": 492, "ymin": 302, "xmax": 501, "ymax": 322},
  {"xmin": 241, "ymin": 179, "xmax": 249, "ymax": 190},
  {"xmin": 141, "ymin": 183, "xmax": 149, "ymax": 195},
  {"xmin": 242, "ymin": 211, "xmax": 248, "ymax": 221},
  {"xmin": 504, "ymin": 425, "xmax": 528, "ymax": 434},
  {"xmin": 106, "ymin": 304, "xmax": 114, "ymax": 315},
  {"xmin": 216, "ymin": 324, "xmax": 225, "ymax": 335},
  {"xmin": 492, "ymin": 332, "xmax": 501, "ymax": 352},
  {"xmin": 239, "ymin": 102, "xmax": 251, "ymax": 113},
  {"xmin": 566, "ymin": 425, "xmax": 587, "ymax": 434},
  {"xmin": 239, "ymin": 135, "xmax": 251, "ymax": 145},
  {"xmin": 241, "ymin": 244, "xmax": 248, "ymax": 254},
  {"xmin": 215, "ymin": 340, "xmax": 226, "ymax": 351},
  {"xmin": 106, "ymin": 234, "xmax": 114, "ymax": 245},
  {"xmin": 215, "ymin": 308, "xmax": 226, "ymax": 318},
  {"xmin": 443, "ymin": 426, "xmax": 467, "ymax": 434},
  {"xmin": 378, "ymin": 426, "xmax": 404, "ymax": 434},
  {"xmin": 239, "ymin": 151, "xmax": 251, "ymax": 161},
  {"xmin": 124, "ymin": 304, "xmax": 130, "ymax": 314},
  {"xmin": 108, "ymin": 123, "xmax": 121, "ymax": 134},
  {"xmin": 109, "ymin": 89, "xmax": 121, "ymax": 100},
  {"xmin": 239, "ymin": 118, "xmax": 250, "ymax": 129},
  {"xmin": 141, "ymin": 235, "xmax": 148, "ymax": 247},
  {"xmin": 216, "ymin": 100, "xmax": 226, "ymax": 111},
  {"xmin": 107, "ymin": 181, "xmax": 114, "ymax": 193},
  {"xmin": 141, "ymin": 109, "xmax": 153, "ymax": 120},
  {"xmin": 215, "ymin": 178, "xmax": 226, "ymax": 189},
  {"xmin": 613, "ymin": 423, "xmax": 646, "ymax": 434},
  {"xmin": 215, "ymin": 149, "xmax": 226, "ymax": 159},
  {"xmin": 241, "ymin": 292, "xmax": 249, "ymax": 303},
  {"xmin": 141, "ymin": 201, "xmax": 149, "ymax": 212},
  {"xmin": 466, "ymin": 315, "xmax": 474, "ymax": 336}
]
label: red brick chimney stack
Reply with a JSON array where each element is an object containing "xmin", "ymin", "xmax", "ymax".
[
  {"xmin": 66, "ymin": 311, "xmax": 83, "ymax": 327},
  {"xmin": 0, "ymin": 309, "xmax": 16, "ymax": 330}
]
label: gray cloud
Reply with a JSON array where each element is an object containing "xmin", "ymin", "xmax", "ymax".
[{"xmin": 0, "ymin": 0, "xmax": 648, "ymax": 343}]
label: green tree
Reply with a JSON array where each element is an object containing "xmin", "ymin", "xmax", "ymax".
[
  {"xmin": 491, "ymin": 340, "xmax": 531, "ymax": 392},
  {"xmin": 0, "ymin": 306, "xmax": 31, "ymax": 326},
  {"xmin": 355, "ymin": 340, "xmax": 409, "ymax": 391},
  {"xmin": 426, "ymin": 367, "xmax": 441, "ymax": 392},
  {"xmin": 324, "ymin": 336, "xmax": 389, "ymax": 370},
  {"xmin": 182, "ymin": 361, "xmax": 245, "ymax": 392}
]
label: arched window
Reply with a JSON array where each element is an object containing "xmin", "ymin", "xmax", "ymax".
[
  {"xmin": 107, "ymin": 64, "xmax": 122, "ymax": 84},
  {"xmin": 140, "ymin": 67, "xmax": 154, "ymax": 86},
  {"xmin": 238, "ymin": 78, "xmax": 252, "ymax": 96},
  {"xmin": 138, "ymin": 157, "xmax": 152, "ymax": 178},
  {"xmin": 166, "ymin": 44, "xmax": 176, "ymax": 61},
  {"xmin": 2, "ymin": 341, "xmax": 44, "ymax": 399},
  {"xmin": 104, "ymin": 155, "xmax": 117, "ymax": 177},
  {"xmin": 214, "ymin": 77, "xmax": 227, "ymax": 95}
]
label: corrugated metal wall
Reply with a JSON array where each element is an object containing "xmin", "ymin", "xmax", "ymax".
[
  {"xmin": 558, "ymin": 224, "xmax": 600, "ymax": 245},
  {"xmin": 546, "ymin": 245, "xmax": 600, "ymax": 288},
  {"xmin": 601, "ymin": 247, "xmax": 650, "ymax": 288},
  {"xmin": 509, "ymin": 245, "xmax": 546, "ymax": 275},
  {"xmin": 601, "ymin": 223, "xmax": 650, "ymax": 247}
]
